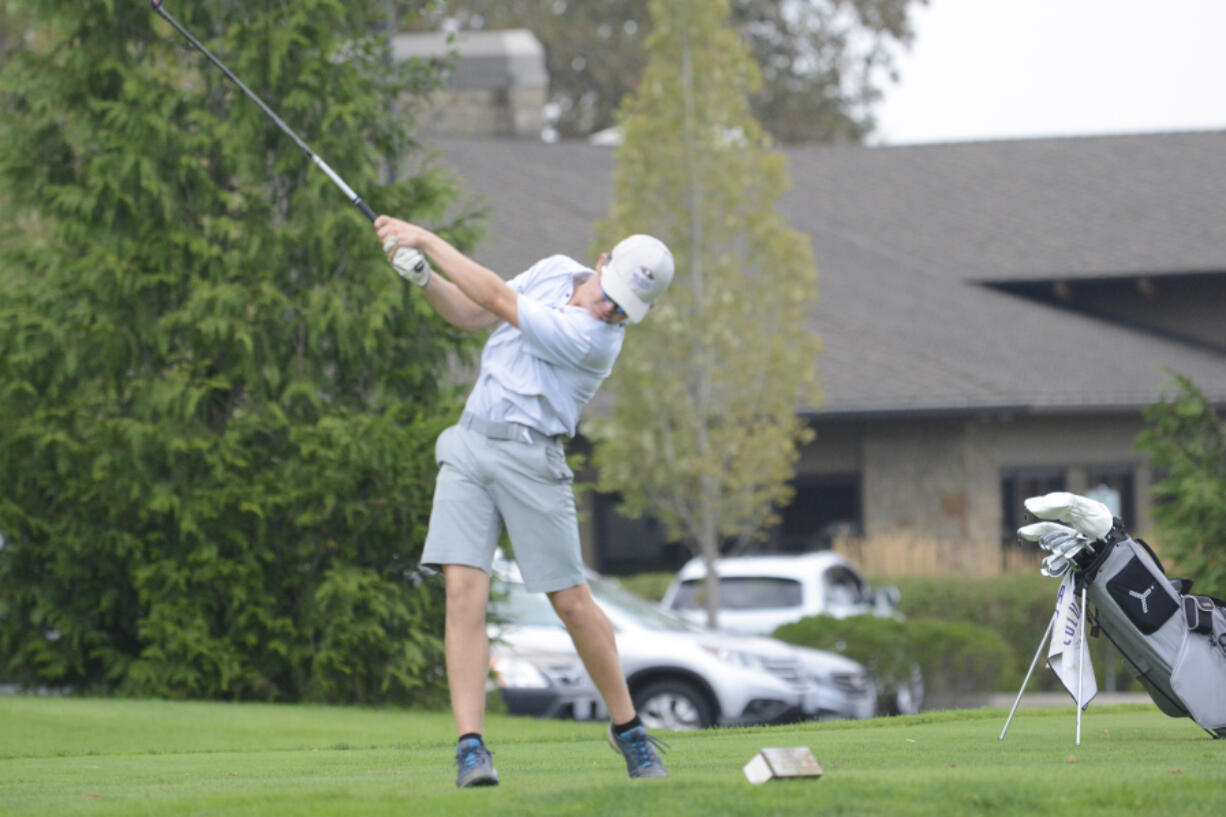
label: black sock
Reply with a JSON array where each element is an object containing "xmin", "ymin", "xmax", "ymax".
[
  {"xmin": 613, "ymin": 716, "xmax": 642, "ymax": 734},
  {"xmin": 458, "ymin": 732, "xmax": 483, "ymax": 745}
]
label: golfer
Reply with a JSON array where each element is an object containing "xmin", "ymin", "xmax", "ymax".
[{"xmin": 373, "ymin": 216, "xmax": 675, "ymax": 787}]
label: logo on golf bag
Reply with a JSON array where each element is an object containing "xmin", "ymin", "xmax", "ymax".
[
  {"xmin": 1107, "ymin": 557, "xmax": 1179, "ymax": 635},
  {"xmin": 1129, "ymin": 585, "xmax": 1155, "ymax": 614}
]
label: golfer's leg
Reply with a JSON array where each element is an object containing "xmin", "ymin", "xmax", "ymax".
[
  {"xmin": 548, "ymin": 584, "xmax": 636, "ymax": 724},
  {"xmin": 444, "ymin": 564, "xmax": 492, "ymax": 737}
]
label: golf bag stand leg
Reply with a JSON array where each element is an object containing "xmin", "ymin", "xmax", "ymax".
[
  {"xmin": 1076, "ymin": 585, "xmax": 1087, "ymax": 746},
  {"xmin": 1000, "ymin": 611, "xmax": 1058, "ymax": 740}
]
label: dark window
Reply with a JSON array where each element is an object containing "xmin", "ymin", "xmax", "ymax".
[
  {"xmin": 777, "ymin": 473, "xmax": 861, "ymax": 552},
  {"xmin": 592, "ymin": 492, "xmax": 685, "ymax": 574},
  {"xmin": 670, "ymin": 577, "xmax": 804, "ymax": 611},
  {"xmin": 1084, "ymin": 465, "xmax": 1135, "ymax": 530},
  {"xmin": 1000, "ymin": 465, "xmax": 1136, "ymax": 544},
  {"xmin": 1001, "ymin": 467, "xmax": 1066, "ymax": 544}
]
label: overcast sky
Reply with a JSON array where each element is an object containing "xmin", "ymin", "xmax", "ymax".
[{"xmin": 871, "ymin": 0, "xmax": 1226, "ymax": 145}]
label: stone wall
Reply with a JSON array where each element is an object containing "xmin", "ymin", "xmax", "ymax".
[
  {"xmin": 414, "ymin": 85, "xmax": 546, "ymax": 139},
  {"xmin": 801, "ymin": 412, "xmax": 1153, "ymax": 575}
]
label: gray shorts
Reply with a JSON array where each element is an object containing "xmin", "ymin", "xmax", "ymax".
[{"xmin": 420, "ymin": 423, "xmax": 585, "ymax": 593}]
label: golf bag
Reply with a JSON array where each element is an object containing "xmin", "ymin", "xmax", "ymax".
[{"xmin": 1077, "ymin": 521, "xmax": 1226, "ymax": 737}]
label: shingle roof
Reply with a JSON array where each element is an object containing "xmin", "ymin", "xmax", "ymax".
[
  {"xmin": 787, "ymin": 132, "xmax": 1226, "ymax": 284},
  {"xmin": 427, "ymin": 132, "xmax": 1226, "ymax": 416}
]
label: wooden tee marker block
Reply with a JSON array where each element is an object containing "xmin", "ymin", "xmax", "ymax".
[{"xmin": 742, "ymin": 747, "xmax": 823, "ymax": 785}]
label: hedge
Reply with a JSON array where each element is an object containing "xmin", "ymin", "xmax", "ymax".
[
  {"xmin": 619, "ymin": 569, "xmax": 1140, "ymax": 696},
  {"xmin": 883, "ymin": 574, "xmax": 1138, "ymax": 693},
  {"xmin": 772, "ymin": 614, "xmax": 1016, "ymax": 707}
]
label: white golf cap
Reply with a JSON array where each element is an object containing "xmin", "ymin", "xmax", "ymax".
[{"xmin": 601, "ymin": 234, "xmax": 675, "ymax": 323}]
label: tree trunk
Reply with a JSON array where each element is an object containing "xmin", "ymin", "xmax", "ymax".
[{"xmin": 701, "ymin": 532, "xmax": 721, "ymax": 630}]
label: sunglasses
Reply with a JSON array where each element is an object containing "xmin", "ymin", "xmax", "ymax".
[{"xmin": 601, "ymin": 288, "xmax": 626, "ymax": 317}]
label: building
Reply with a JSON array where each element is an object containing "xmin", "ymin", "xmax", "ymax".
[
  {"xmin": 418, "ymin": 130, "xmax": 1226, "ymax": 575},
  {"xmin": 392, "ymin": 30, "xmax": 548, "ymax": 139}
]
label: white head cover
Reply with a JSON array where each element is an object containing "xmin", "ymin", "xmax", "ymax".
[
  {"xmin": 601, "ymin": 234, "xmax": 675, "ymax": 323},
  {"xmin": 1024, "ymin": 491, "xmax": 1114, "ymax": 541}
]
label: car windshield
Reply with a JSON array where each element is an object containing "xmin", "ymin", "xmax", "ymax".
[
  {"xmin": 670, "ymin": 577, "xmax": 804, "ymax": 611},
  {"xmin": 823, "ymin": 566, "xmax": 871, "ymax": 605},
  {"xmin": 490, "ymin": 577, "xmax": 695, "ymax": 632},
  {"xmin": 590, "ymin": 579, "xmax": 696, "ymax": 632},
  {"xmin": 489, "ymin": 582, "xmax": 562, "ymax": 627}
]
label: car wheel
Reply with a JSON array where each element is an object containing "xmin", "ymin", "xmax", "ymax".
[{"xmin": 633, "ymin": 679, "xmax": 714, "ymax": 731}]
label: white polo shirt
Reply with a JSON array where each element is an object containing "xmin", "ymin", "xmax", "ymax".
[{"xmin": 463, "ymin": 255, "xmax": 625, "ymax": 438}]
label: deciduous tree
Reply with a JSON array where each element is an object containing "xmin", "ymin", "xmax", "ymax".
[
  {"xmin": 415, "ymin": 0, "xmax": 926, "ymax": 143},
  {"xmin": 587, "ymin": 0, "xmax": 821, "ymax": 628},
  {"xmin": 1138, "ymin": 374, "xmax": 1226, "ymax": 599}
]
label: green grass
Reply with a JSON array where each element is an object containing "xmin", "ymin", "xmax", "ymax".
[{"xmin": 1, "ymin": 697, "xmax": 1223, "ymax": 816}]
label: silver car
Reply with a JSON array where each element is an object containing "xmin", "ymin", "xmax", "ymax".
[{"xmin": 488, "ymin": 559, "xmax": 876, "ymax": 730}]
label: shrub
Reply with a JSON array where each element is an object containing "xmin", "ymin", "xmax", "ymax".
[
  {"xmin": 773, "ymin": 614, "xmax": 1016, "ymax": 706},
  {"xmin": 885, "ymin": 574, "xmax": 1055, "ymax": 658},
  {"xmin": 618, "ymin": 569, "xmax": 1139, "ymax": 696},
  {"xmin": 883, "ymin": 574, "xmax": 1136, "ymax": 693}
]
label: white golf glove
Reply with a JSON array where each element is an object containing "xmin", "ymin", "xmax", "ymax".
[
  {"xmin": 1023, "ymin": 491, "xmax": 1114, "ymax": 541},
  {"xmin": 1017, "ymin": 521, "xmax": 1092, "ymax": 578},
  {"xmin": 383, "ymin": 236, "xmax": 430, "ymax": 286}
]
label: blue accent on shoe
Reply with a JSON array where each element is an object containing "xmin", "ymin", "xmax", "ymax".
[
  {"xmin": 454, "ymin": 737, "xmax": 499, "ymax": 788},
  {"xmin": 607, "ymin": 724, "xmax": 669, "ymax": 779}
]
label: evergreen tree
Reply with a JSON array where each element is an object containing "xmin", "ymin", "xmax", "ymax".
[
  {"xmin": 0, "ymin": 0, "xmax": 476, "ymax": 703},
  {"xmin": 0, "ymin": 0, "xmax": 31, "ymax": 63},
  {"xmin": 588, "ymin": 0, "xmax": 821, "ymax": 627}
]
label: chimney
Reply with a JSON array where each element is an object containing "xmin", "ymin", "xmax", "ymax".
[{"xmin": 392, "ymin": 30, "xmax": 547, "ymax": 139}]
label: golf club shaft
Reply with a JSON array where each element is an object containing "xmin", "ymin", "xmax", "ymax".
[
  {"xmin": 1076, "ymin": 586, "xmax": 1087, "ymax": 745},
  {"xmin": 150, "ymin": 0, "xmax": 376, "ymax": 222}
]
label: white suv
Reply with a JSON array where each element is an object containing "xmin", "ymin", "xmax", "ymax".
[
  {"xmin": 660, "ymin": 552, "xmax": 920, "ymax": 715},
  {"xmin": 660, "ymin": 551, "xmax": 901, "ymax": 634}
]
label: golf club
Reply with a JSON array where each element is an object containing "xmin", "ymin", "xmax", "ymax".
[{"xmin": 149, "ymin": 0, "xmax": 428, "ymax": 280}]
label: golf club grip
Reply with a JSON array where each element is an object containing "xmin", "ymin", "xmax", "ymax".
[{"xmin": 355, "ymin": 199, "xmax": 377, "ymax": 222}]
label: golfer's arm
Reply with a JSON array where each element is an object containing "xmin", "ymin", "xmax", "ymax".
[
  {"xmin": 419, "ymin": 273, "xmax": 501, "ymax": 332},
  {"xmin": 420, "ymin": 233, "xmax": 519, "ymax": 329}
]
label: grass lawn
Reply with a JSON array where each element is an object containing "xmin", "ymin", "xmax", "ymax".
[{"xmin": 1, "ymin": 696, "xmax": 1222, "ymax": 816}]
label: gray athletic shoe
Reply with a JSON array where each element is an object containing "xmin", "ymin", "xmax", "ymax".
[
  {"xmin": 454, "ymin": 737, "xmax": 499, "ymax": 788},
  {"xmin": 607, "ymin": 724, "xmax": 669, "ymax": 779}
]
